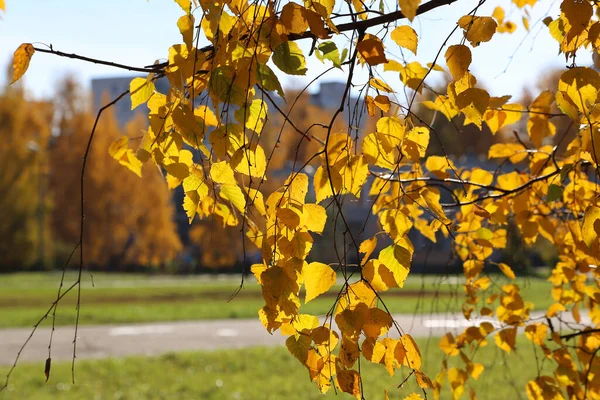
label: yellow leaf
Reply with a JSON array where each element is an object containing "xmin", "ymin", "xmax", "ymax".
[
  {"xmin": 357, "ymin": 34, "xmax": 388, "ymax": 66},
  {"xmin": 11, "ymin": 43, "xmax": 35, "ymax": 84},
  {"xmin": 484, "ymin": 104, "xmax": 523, "ymax": 134},
  {"xmin": 177, "ymin": 14, "xmax": 194, "ymax": 50},
  {"xmin": 439, "ymin": 333, "xmax": 459, "ymax": 355},
  {"xmin": 497, "ymin": 262, "xmax": 516, "ymax": 280},
  {"xmin": 391, "ymin": 25, "xmax": 418, "ymax": 55},
  {"xmin": 402, "ymin": 126, "xmax": 430, "ymax": 161},
  {"xmin": 488, "ymin": 143, "xmax": 528, "ymax": 163},
  {"xmin": 420, "ymin": 188, "xmax": 450, "ymax": 224},
  {"xmin": 304, "ymin": 262, "xmax": 336, "ymax": 303},
  {"xmin": 363, "ymin": 308, "xmax": 393, "ymax": 338},
  {"xmin": 399, "ymin": 62, "xmax": 428, "ymax": 93},
  {"xmin": 400, "ymin": 334, "xmax": 422, "ymax": 370},
  {"xmin": 108, "ymin": 136, "xmax": 143, "ymax": 177},
  {"xmin": 582, "ymin": 205, "xmax": 600, "ymax": 249},
  {"xmin": 378, "ymin": 245, "xmax": 411, "ymax": 287},
  {"xmin": 359, "ymin": 237, "xmax": 378, "ymax": 265},
  {"xmin": 130, "ymin": 77, "xmax": 155, "ymax": 110},
  {"xmin": 210, "ymin": 161, "xmax": 236, "ymax": 185},
  {"xmin": 280, "ymin": 3, "xmax": 309, "ymax": 34},
  {"xmin": 336, "ymin": 369, "xmax": 361, "ymax": 399},
  {"xmin": 398, "ymin": 0, "xmax": 420, "ymax": 22},
  {"xmin": 369, "ymin": 77, "xmax": 394, "ymax": 93},
  {"xmin": 525, "ymin": 323, "xmax": 548, "ymax": 346},
  {"xmin": 497, "ymin": 171, "xmax": 522, "ymax": 191},
  {"xmin": 494, "ymin": 327, "xmax": 517, "ymax": 353},
  {"xmin": 220, "ymin": 184, "xmax": 246, "ymax": 213},
  {"xmin": 557, "ymin": 67, "xmax": 600, "ymax": 115},
  {"xmin": 303, "ymin": 204, "xmax": 327, "ymax": 234},
  {"xmin": 458, "ymin": 16, "xmax": 498, "ymax": 46},
  {"xmin": 313, "ymin": 165, "xmax": 340, "ymax": 203},
  {"xmin": 231, "ymin": 146, "xmax": 267, "ymax": 178},
  {"xmin": 445, "ymin": 45, "xmax": 471, "ymax": 81},
  {"xmin": 174, "ymin": 0, "xmax": 191, "ymax": 12},
  {"xmin": 456, "ymin": 88, "xmax": 490, "ymax": 128}
]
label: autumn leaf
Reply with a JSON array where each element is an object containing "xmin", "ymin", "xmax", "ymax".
[
  {"xmin": 398, "ymin": 0, "xmax": 420, "ymax": 22},
  {"xmin": 304, "ymin": 262, "xmax": 336, "ymax": 303},
  {"xmin": 130, "ymin": 77, "xmax": 155, "ymax": 110},
  {"xmin": 273, "ymin": 41, "xmax": 308, "ymax": 75},
  {"xmin": 458, "ymin": 16, "xmax": 498, "ymax": 46},
  {"xmin": 357, "ymin": 34, "xmax": 388, "ymax": 65},
  {"xmin": 11, "ymin": 43, "xmax": 35, "ymax": 84},
  {"xmin": 391, "ymin": 25, "xmax": 418, "ymax": 55}
]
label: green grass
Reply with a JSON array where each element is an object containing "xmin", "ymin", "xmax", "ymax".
[
  {"xmin": 0, "ymin": 272, "xmax": 553, "ymax": 328},
  {"xmin": 0, "ymin": 337, "xmax": 548, "ymax": 399}
]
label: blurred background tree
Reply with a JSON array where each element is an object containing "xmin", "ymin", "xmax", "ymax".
[
  {"xmin": 0, "ymin": 71, "xmax": 53, "ymax": 271},
  {"xmin": 49, "ymin": 78, "xmax": 182, "ymax": 271}
]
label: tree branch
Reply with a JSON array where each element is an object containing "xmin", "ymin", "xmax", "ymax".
[{"xmin": 33, "ymin": 46, "xmax": 164, "ymax": 74}]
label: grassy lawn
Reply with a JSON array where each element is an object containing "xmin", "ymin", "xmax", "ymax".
[
  {"xmin": 0, "ymin": 272, "xmax": 553, "ymax": 328},
  {"xmin": 0, "ymin": 337, "xmax": 547, "ymax": 399}
]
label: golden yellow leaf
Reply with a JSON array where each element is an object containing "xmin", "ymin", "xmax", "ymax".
[
  {"xmin": 488, "ymin": 143, "xmax": 528, "ymax": 163},
  {"xmin": 359, "ymin": 237, "xmax": 377, "ymax": 265},
  {"xmin": 303, "ymin": 204, "xmax": 327, "ymax": 234},
  {"xmin": 495, "ymin": 327, "xmax": 517, "ymax": 353},
  {"xmin": 420, "ymin": 188, "xmax": 450, "ymax": 224},
  {"xmin": 525, "ymin": 323, "xmax": 548, "ymax": 346},
  {"xmin": 497, "ymin": 171, "xmax": 522, "ymax": 191},
  {"xmin": 378, "ymin": 245, "xmax": 411, "ymax": 287},
  {"xmin": 174, "ymin": 0, "xmax": 191, "ymax": 12},
  {"xmin": 220, "ymin": 184, "xmax": 246, "ymax": 213},
  {"xmin": 582, "ymin": 205, "xmax": 600, "ymax": 249},
  {"xmin": 440, "ymin": 333, "xmax": 460, "ymax": 355},
  {"xmin": 445, "ymin": 45, "xmax": 471, "ymax": 80},
  {"xmin": 108, "ymin": 136, "xmax": 143, "ymax": 178},
  {"xmin": 456, "ymin": 88, "xmax": 490, "ymax": 128},
  {"xmin": 231, "ymin": 146, "xmax": 267, "ymax": 178},
  {"xmin": 369, "ymin": 77, "xmax": 394, "ymax": 93},
  {"xmin": 458, "ymin": 16, "xmax": 498, "ymax": 46},
  {"xmin": 391, "ymin": 25, "xmax": 418, "ymax": 55},
  {"xmin": 11, "ymin": 43, "xmax": 35, "ymax": 84},
  {"xmin": 497, "ymin": 262, "xmax": 516, "ymax": 280},
  {"xmin": 484, "ymin": 104, "xmax": 523, "ymax": 134},
  {"xmin": 177, "ymin": 14, "xmax": 194, "ymax": 49},
  {"xmin": 357, "ymin": 34, "xmax": 388, "ymax": 65},
  {"xmin": 280, "ymin": 3, "xmax": 309, "ymax": 34},
  {"xmin": 130, "ymin": 77, "xmax": 155, "ymax": 110},
  {"xmin": 363, "ymin": 308, "xmax": 393, "ymax": 338},
  {"xmin": 313, "ymin": 165, "xmax": 340, "ymax": 203},
  {"xmin": 398, "ymin": 0, "xmax": 420, "ymax": 22},
  {"xmin": 557, "ymin": 67, "xmax": 600, "ymax": 115},
  {"xmin": 304, "ymin": 262, "xmax": 336, "ymax": 303},
  {"xmin": 210, "ymin": 161, "xmax": 236, "ymax": 185},
  {"xmin": 400, "ymin": 334, "xmax": 422, "ymax": 370},
  {"xmin": 399, "ymin": 62, "xmax": 428, "ymax": 93}
]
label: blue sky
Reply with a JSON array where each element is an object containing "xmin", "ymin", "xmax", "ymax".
[{"xmin": 0, "ymin": 0, "xmax": 586, "ymax": 101}]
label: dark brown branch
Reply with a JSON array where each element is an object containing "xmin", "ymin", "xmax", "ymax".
[
  {"xmin": 72, "ymin": 89, "xmax": 131, "ymax": 383},
  {"xmin": 289, "ymin": 0, "xmax": 459, "ymax": 41},
  {"xmin": 560, "ymin": 328, "xmax": 600, "ymax": 341},
  {"xmin": 33, "ymin": 46, "xmax": 163, "ymax": 73}
]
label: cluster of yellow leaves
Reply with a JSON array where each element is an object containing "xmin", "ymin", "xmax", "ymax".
[{"xmin": 9, "ymin": 0, "xmax": 600, "ymax": 398}]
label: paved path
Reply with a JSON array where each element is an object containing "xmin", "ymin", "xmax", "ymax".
[{"xmin": 0, "ymin": 312, "xmax": 585, "ymax": 365}]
